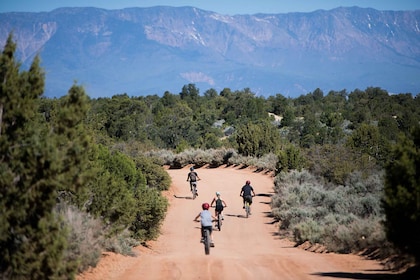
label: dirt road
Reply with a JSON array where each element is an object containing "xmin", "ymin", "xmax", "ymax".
[{"xmin": 78, "ymin": 165, "xmax": 396, "ymax": 280}]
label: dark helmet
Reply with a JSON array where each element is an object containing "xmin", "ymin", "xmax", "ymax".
[
  {"xmin": 246, "ymin": 180, "xmax": 251, "ymax": 185},
  {"xmin": 190, "ymin": 167, "xmax": 194, "ymax": 171},
  {"xmin": 202, "ymin": 202, "xmax": 210, "ymax": 210}
]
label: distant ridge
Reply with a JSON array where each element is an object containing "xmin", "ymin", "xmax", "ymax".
[{"xmin": 1, "ymin": 6, "xmax": 419, "ymax": 98}]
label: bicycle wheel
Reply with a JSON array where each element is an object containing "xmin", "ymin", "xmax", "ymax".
[
  {"xmin": 245, "ymin": 203, "xmax": 250, "ymax": 218},
  {"xmin": 192, "ymin": 184, "xmax": 197, "ymax": 199},
  {"xmin": 217, "ymin": 214, "xmax": 222, "ymax": 231},
  {"xmin": 204, "ymin": 229, "xmax": 210, "ymax": 255}
]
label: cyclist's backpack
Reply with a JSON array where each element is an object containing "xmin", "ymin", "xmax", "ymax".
[{"xmin": 189, "ymin": 172, "xmax": 197, "ymax": 181}]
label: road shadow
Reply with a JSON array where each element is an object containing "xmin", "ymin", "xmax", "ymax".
[
  {"xmin": 173, "ymin": 194, "xmax": 195, "ymax": 200},
  {"xmin": 225, "ymin": 213, "xmax": 252, "ymax": 219},
  {"xmin": 311, "ymin": 271, "xmax": 403, "ymax": 280},
  {"xmin": 256, "ymin": 193, "xmax": 273, "ymax": 197}
]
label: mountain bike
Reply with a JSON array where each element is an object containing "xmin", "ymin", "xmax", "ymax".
[
  {"xmin": 213, "ymin": 207, "xmax": 225, "ymax": 231},
  {"xmin": 241, "ymin": 195, "xmax": 252, "ymax": 218},
  {"xmin": 191, "ymin": 181, "xmax": 198, "ymax": 199},
  {"xmin": 203, "ymin": 228, "xmax": 211, "ymax": 255},
  {"xmin": 244, "ymin": 200, "xmax": 251, "ymax": 218}
]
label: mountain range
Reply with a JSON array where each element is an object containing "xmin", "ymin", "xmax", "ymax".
[{"xmin": 1, "ymin": 6, "xmax": 419, "ymax": 98}]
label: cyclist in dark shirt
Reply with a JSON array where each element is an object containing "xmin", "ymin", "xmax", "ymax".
[
  {"xmin": 187, "ymin": 166, "xmax": 200, "ymax": 192},
  {"xmin": 240, "ymin": 180, "xmax": 256, "ymax": 209}
]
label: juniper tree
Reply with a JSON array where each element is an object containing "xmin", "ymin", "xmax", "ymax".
[
  {"xmin": 0, "ymin": 34, "xmax": 92, "ymax": 279},
  {"xmin": 384, "ymin": 126, "xmax": 420, "ymax": 263}
]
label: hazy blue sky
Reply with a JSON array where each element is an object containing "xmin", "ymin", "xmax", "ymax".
[{"xmin": 0, "ymin": 0, "xmax": 419, "ymax": 14}]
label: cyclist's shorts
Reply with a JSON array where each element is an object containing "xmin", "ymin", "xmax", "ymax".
[
  {"xmin": 244, "ymin": 195, "xmax": 253, "ymax": 204},
  {"xmin": 202, "ymin": 225, "xmax": 213, "ymax": 235}
]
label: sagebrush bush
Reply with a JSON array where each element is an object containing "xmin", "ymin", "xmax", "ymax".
[
  {"xmin": 103, "ymin": 229, "xmax": 140, "ymax": 256},
  {"xmin": 56, "ymin": 203, "xmax": 106, "ymax": 272},
  {"xmin": 293, "ymin": 219, "xmax": 324, "ymax": 244},
  {"xmin": 271, "ymin": 170, "xmax": 387, "ymax": 253}
]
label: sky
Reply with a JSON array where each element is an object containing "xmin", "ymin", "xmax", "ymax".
[{"xmin": 0, "ymin": 0, "xmax": 419, "ymax": 15}]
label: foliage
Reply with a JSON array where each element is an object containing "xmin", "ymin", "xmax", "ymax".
[
  {"xmin": 236, "ymin": 120, "xmax": 282, "ymax": 157},
  {"xmin": 271, "ymin": 170, "xmax": 386, "ymax": 253},
  {"xmin": 0, "ymin": 34, "xmax": 92, "ymax": 279},
  {"xmin": 383, "ymin": 126, "xmax": 420, "ymax": 262},
  {"xmin": 276, "ymin": 143, "xmax": 306, "ymax": 173},
  {"xmin": 56, "ymin": 203, "xmax": 105, "ymax": 273}
]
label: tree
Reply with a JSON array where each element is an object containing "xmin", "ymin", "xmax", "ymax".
[
  {"xmin": 0, "ymin": 34, "xmax": 92, "ymax": 279},
  {"xmin": 235, "ymin": 121, "xmax": 282, "ymax": 157},
  {"xmin": 383, "ymin": 126, "xmax": 420, "ymax": 262}
]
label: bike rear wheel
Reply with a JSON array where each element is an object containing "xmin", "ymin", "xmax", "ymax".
[
  {"xmin": 192, "ymin": 184, "xmax": 197, "ymax": 199},
  {"xmin": 217, "ymin": 214, "xmax": 222, "ymax": 231},
  {"xmin": 245, "ymin": 203, "xmax": 250, "ymax": 218},
  {"xmin": 204, "ymin": 229, "xmax": 210, "ymax": 255}
]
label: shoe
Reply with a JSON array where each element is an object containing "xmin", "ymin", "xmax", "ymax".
[
  {"xmin": 210, "ymin": 242, "xmax": 215, "ymax": 247},
  {"xmin": 200, "ymin": 238, "xmax": 204, "ymax": 243},
  {"xmin": 243, "ymin": 206, "xmax": 245, "ymax": 209},
  {"xmin": 222, "ymin": 216, "xmax": 224, "ymax": 220}
]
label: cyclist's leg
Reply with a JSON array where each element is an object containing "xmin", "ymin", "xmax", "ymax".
[
  {"xmin": 218, "ymin": 208, "xmax": 224, "ymax": 219},
  {"xmin": 208, "ymin": 226, "xmax": 215, "ymax": 246},
  {"xmin": 200, "ymin": 227, "xmax": 204, "ymax": 242}
]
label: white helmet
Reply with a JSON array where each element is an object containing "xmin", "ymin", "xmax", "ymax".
[{"xmin": 216, "ymin": 191, "xmax": 220, "ymax": 196}]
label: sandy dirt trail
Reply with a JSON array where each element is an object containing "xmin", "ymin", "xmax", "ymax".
[{"xmin": 78, "ymin": 165, "xmax": 396, "ymax": 280}]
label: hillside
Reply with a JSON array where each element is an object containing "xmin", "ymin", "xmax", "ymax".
[{"xmin": 1, "ymin": 6, "xmax": 419, "ymax": 98}]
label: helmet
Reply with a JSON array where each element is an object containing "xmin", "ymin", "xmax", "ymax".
[
  {"xmin": 216, "ymin": 191, "xmax": 220, "ymax": 196},
  {"xmin": 246, "ymin": 180, "xmax": 251, "ymax": 185},
  {"xmin": 202, "ymin": 203, "xmax": 210, "ymax": 210},
  {"xmin": 190, "ymin": 167, "xmax": 194, "ymax": 171}
]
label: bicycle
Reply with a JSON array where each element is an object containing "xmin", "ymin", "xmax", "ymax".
[
  {"xmin": 191, "ymin": 181, "xmax": 198, "ymax": 199},
  {"xmin": 244, "ymin": 200, "xmax": 251, "ymax": 218},
  {"xmin": 212, "ymin": 206, "xmax": 225, "ymax": 231},
  {"xmin": 203, "ymin": 228, "xmax": 211, "ymax": 255},
  {"xmin": 241, "ymin": 195, "xmax": 253, "ymax": 218},
  {"xmin": 188, "ymin": 178, "xmax": 200, "ymax": 200}
]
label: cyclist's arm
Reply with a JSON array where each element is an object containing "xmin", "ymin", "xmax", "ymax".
[
  {"xmin": 193, "ymin": 213, "xmax": 200, "ymax": 221},
  {"xmin": 210, "ymin": 198, "xmax": 216, "ymax": 207}
]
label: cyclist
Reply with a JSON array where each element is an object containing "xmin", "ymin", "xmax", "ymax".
[
  {"xmin": 187, "ymin": 167, "xmax": 200, "ymax": 194},
  {"xmin": 194, "ymin": 202, "xmax": 216, "ymax": 247},
  {"xmin": 240, "ymin": 180, "xmax": 256, "ymax": 209},
  {"xmin": 210, "ymin": 192, "xmax": 227, "ymax": 220}
]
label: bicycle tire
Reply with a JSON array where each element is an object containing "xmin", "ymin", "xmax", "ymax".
[
  {"xmin": 245, "ymin": 203, "xmax": 250, "ymax": 218},
  {"xmin": 192, "ymin": 184, "xmax": 197, "ymax": 200},
  {"xmin": 204, "ymin": 229, "xmax": 210, "ymax": 255},
  {"xmin": 217, "ymin": 214, "xmax": 222, "ymax": 231}
]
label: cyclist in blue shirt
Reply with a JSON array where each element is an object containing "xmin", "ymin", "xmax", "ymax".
[{"xmin": 194, "ymin": 202, "xmax": 216, "ymax": 247}]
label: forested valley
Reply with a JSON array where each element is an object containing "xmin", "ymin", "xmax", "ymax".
[{"xmin": 2, "ymin": 34, "xmax": 420, "ymax": 279}]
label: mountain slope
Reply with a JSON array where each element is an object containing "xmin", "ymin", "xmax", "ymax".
[{"xmin": 1, "ymin": 6, "xmax": 419, "ymax": 98}]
